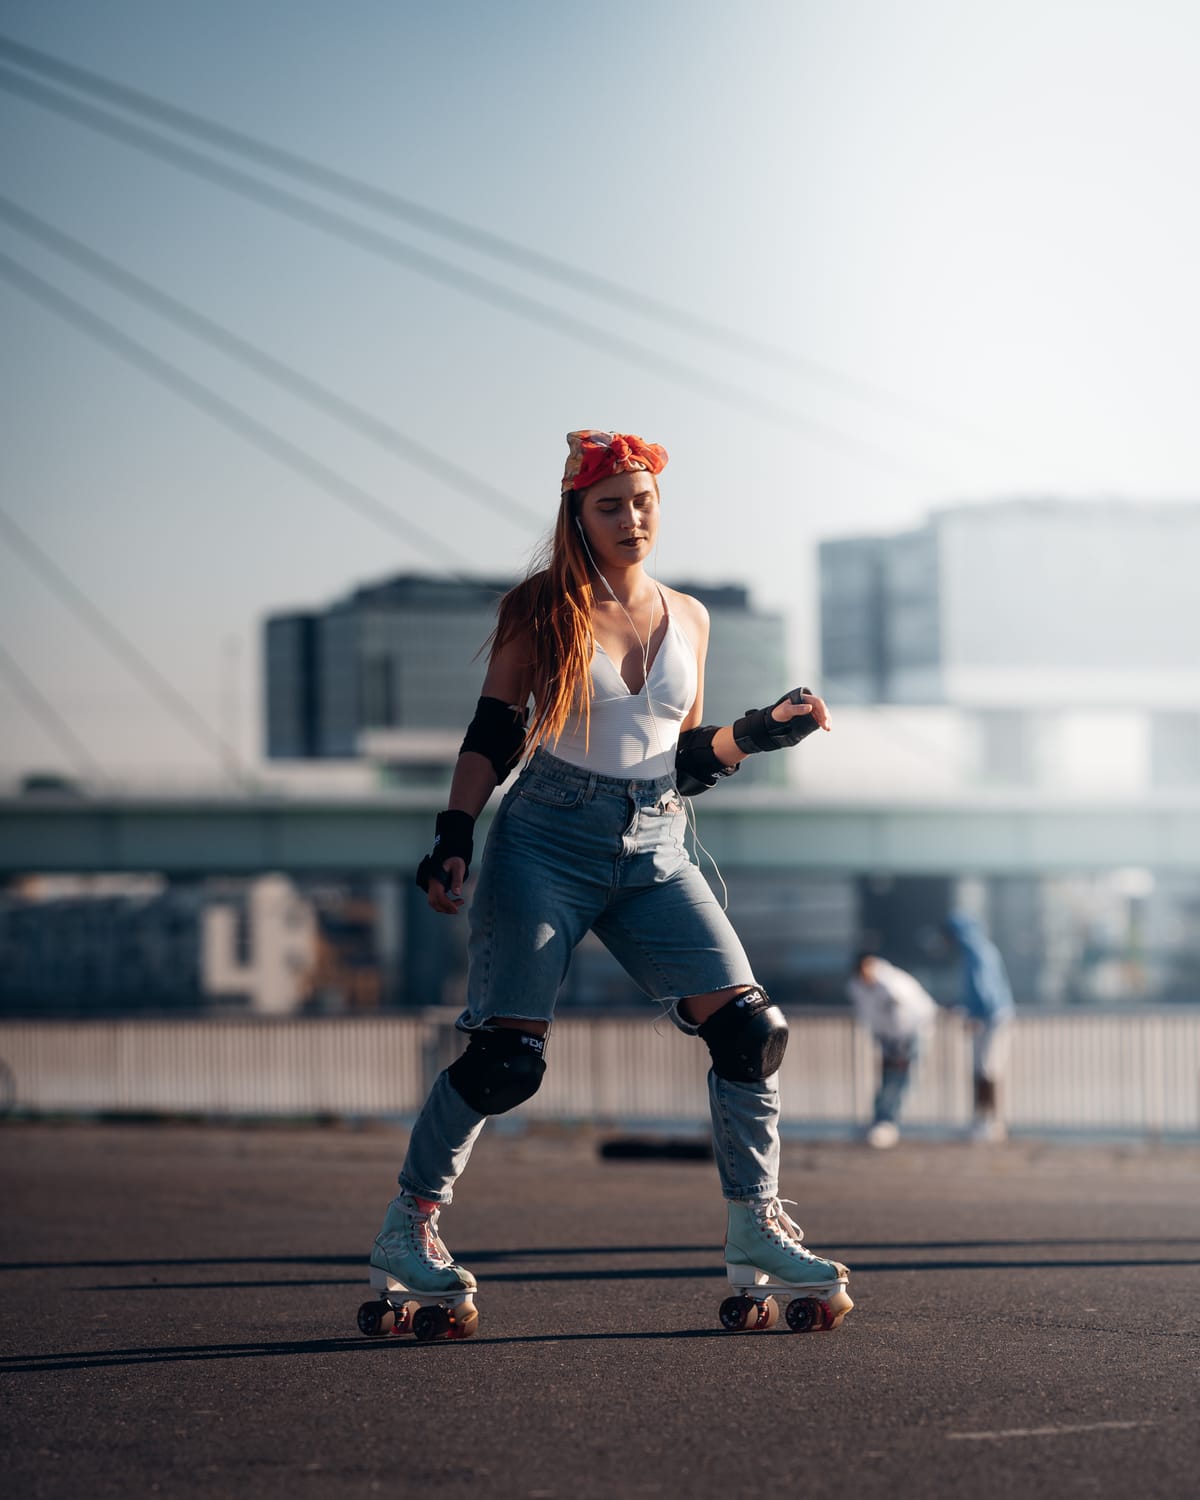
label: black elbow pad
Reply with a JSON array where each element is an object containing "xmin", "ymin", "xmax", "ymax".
[{"xmin": 460, "ymin": 696, "xmax": 528, "ymax": 783}]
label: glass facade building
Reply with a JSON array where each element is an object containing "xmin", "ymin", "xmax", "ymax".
[
  {"xmin": 820, "ymin": 499, "xmax": 1200, "ymax": 710},
  {"xmin": 264, "ymin": 574, "xmax": 789, "ymax": 782}
]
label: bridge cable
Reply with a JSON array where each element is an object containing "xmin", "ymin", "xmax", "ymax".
[
  {"xmin": 0, "ymin": 195, "xmax": 545, "ymax": 535},
  {"xmin": 0, "ymin": 29, "xmax": 1005, "ymax": 454},
  {"xmin": 0, "ymin": 504, "xmax": 248, "ymax": 787},
  {"xmin": 0, "ymin": 638, "xmax": 109, "ymax": 785},
  {"xmin": 0, "ymin": 61, "xmax": 957, "ymax": 487},
  {"xmin": 0, "ymin": 248, "xmax": 476, "ymax": 574}
]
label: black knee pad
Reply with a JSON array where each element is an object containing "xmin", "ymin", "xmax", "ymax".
[
  {"xmin": 447, "ymin": 1027, "xmax": 547, "ymax": 1114},
  {"xmin": 697, "ymin": 988, "xmax": 788, "ymax": 1082}
]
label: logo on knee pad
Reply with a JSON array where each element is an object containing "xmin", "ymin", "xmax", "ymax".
[{"xmin": 447, "ymin": 1027, "xmax": 547, "ymax": 1114}]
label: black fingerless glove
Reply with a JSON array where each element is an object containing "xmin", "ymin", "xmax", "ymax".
[
  {"xmin": 415, "ymin": 810, "xmax": 476, "ymax": 891},
  {"xmin": 732, "ymin": 687, "xmax": 820, "ymax": 755}
]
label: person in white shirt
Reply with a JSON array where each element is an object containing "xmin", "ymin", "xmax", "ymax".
[{"xmin": 846, "ymin": 952, "xmax": 939, "ymax": 1148}]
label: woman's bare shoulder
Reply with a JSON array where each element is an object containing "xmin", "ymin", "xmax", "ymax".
[{"xmin": 662, "ymin": 585, "xmax": 710, "ymax": 640}]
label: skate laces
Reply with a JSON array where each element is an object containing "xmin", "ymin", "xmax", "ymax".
[
  {"xmin": 400, "ymin": 1196, "xmax": 453, "ymax": 1270},
  {"xmin": 753, "ymin": 1198, "xmax": 821, "ymax": 1261}
]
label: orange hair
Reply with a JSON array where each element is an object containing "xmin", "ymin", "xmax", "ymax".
[{"xmin": 489, "ymin": 491, "xmax": 598, "ymax": 754}]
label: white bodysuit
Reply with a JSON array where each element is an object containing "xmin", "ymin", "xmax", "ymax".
[{"xmin": 550, "ymin": 601, "xmax": 697, "ymax": 780}]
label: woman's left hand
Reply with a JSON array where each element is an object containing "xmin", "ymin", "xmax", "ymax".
[{"xmin": 770, "ymin": 689, "xmax": 832, "ymax": 732}]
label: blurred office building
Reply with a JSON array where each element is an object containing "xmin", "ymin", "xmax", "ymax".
[
  {"xmin": 818, "ymin": 498, "xmax": 1200, "ymax": 791},
  {"xmin": 815, "ymin": 498, "xmax": 1200, "ymax": 1006},
  {"xmin": 5, "ymin": 518, "xmax": 1193, "ymax": 1020},
  {"xmin": 263, "ymin": 573, "xmax": 788, "ymax": 784},
  {"xmin": 0, "ymin": 876, "xmax": 206, "ymax": 1015},
  {"xmin": 0, "ymin": 875, "xmax": 398, "ymax": 1018}
]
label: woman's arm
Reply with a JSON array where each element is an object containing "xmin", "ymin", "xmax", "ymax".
[
  {"xmin": 711, "ymin": 690, "xmax": 831, "ymax": 769},
  {"xmin": 444, "ymin": 636, "xmax": 532, "ymax": 818},
  {"xmin": 425, "ymin": 632, "xmax": 532, "ymax": 913},
  {"xmin": 675, "ymin": 590, "xmax": 831, "ymax": 770}
]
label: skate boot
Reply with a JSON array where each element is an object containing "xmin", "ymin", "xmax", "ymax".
[
  {"xmin": 720, "ymin": 1197, "xmax": 853, "ymax": 1333},
  {"xmin": 356, "ymin": 1193, "xmax": 478, "ymax": 1341}
]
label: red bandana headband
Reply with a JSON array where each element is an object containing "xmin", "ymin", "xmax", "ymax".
[{"xmin": 561, "ymin": 430, "xmax": 669, "ymax": 494}]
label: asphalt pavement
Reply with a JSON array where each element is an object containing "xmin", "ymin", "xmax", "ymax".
[{"xmin": 2, "ymin": 1121, "xmax": 1198, "ymax": 1500}]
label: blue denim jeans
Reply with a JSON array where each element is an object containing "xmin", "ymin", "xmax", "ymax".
[
  {"xmin": 400, "ymin": 750, "xmax": 781, "ymax": 1204},
  {"xmin": 873, "ymin": 1036, "xmax": 923, "ymax": 1125}
]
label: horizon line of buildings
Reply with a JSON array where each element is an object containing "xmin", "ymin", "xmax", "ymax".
[
  {"xmin": 4, "ymin": 497, "xmax": 1197, "ymax": 1019},
  {"xmin": 262, "ymin": 497, "xmax": 1200, "ymax": 796}
]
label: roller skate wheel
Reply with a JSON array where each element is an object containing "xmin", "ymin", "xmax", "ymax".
[
  {"xmin": 448, "ymin": 1299, "xmax": 479, "ymax": 1339},
  {"xmin": 785, "ymin": 1296, "xmax": 832, "ymax": 1333},
  {"xmin": 719, "ymin": 1294, "xmax": 779, "ymax": 1332},
  {"xmin": 719, "ymin": 1294, "xmax": 753, "ymax": 1330},
  {"xmin": 412, "ymin": 1305, "xmax": 450, "ymax": 1342},
  {"xmin": 356, "ymin": 1298, "xmax": 397, "ymax": 1337},
  {"xmin": 410, "ymin": 1299, "xmax": 479, "ymax": 1342}
]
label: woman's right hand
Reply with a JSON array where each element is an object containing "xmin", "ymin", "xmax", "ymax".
[{"xmin": 429, "ymin": 857, "xmax": 468, "ymax": 915}]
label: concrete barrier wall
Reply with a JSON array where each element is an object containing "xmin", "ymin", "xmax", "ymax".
[{"xmin": 1, "ymin": 1010, "xmax": 1198, "ymax": 1135}]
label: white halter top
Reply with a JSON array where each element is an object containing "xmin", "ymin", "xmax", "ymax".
[{"xmin": 550, "ymin": 602, "xmax": 698, "ymax": 779}]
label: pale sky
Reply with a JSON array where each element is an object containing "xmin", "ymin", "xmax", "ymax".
[{"xmin": 2, "ymin": 0, "xmax": 1198, "ymax": 784}]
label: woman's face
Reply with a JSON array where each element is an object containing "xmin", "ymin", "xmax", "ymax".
[{"xmin": 575, "ymin": 470, "xmax": 660, "ymax": 571}]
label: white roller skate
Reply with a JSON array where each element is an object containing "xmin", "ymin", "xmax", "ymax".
[
  {"xmin": 720, "ymin": 1197, "xmax": 853, "ymax": 1333},
  {"xmin": 357, "ymin": 1193, "xmax": 478, "ymax": 1342}
]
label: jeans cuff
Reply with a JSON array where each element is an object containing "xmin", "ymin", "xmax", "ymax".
[
  {"xmin": 723, "ymin": 1183, "xmax": 778, "ymax": 1204},
  {"xmin": 397, "ymin": 1174, "xmax": 454, "ymax": 1206}
]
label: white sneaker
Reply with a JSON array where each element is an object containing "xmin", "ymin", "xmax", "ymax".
[
  {"xmin": 968, "ymin": 1117, "xmax": 1007, "ymax": 1144},
  {"xmin": 866, "ymin": 1121, "xmax": 900, "ymax": 1149}
]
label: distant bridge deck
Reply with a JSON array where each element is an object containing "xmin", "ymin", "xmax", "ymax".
[{"xmin": 2, "ymin": 789, "xmax": 1200, "ymax": 875}]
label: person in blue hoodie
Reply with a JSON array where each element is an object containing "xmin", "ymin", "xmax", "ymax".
[{"xmin": 943, "ymin": 912, "xmax": 1015, "ymax": 1142}]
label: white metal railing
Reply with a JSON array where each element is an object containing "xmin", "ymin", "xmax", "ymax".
[{"xmin": 1, "ymin": 1010, "xmax": 1198, "ymax": 1136}]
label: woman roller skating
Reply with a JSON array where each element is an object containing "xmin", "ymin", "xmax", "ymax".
[{"xmin": 358, "ymin": 430, "xmax": 852, "ymax": 1342}]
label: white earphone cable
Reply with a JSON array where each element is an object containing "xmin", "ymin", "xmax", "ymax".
[{"xmin": 576, "ymin": 515, "xmax": 729, "ymax": 910}]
